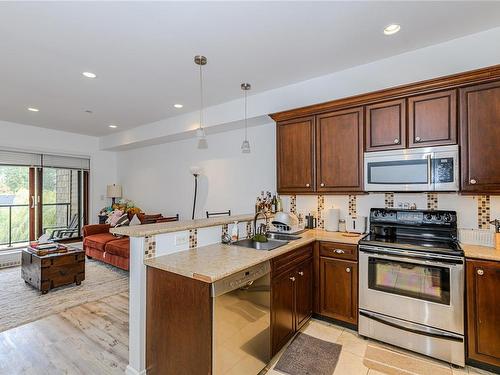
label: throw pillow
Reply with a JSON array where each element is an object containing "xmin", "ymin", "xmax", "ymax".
[
  {"xmin": 114, "ymin": 213, "xmax": 130, "ymax": 227},
  {"xmin": 129, "ymin": 214, "xmax": 141, "ymax": 226},
  {"xmin": 109, "ymin": 210, "xmax": 124, "ymax": 226}
]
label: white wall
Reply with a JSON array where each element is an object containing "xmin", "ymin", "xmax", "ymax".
[
  {"xmin": 116, "ymin": 123, "xmax": 275, "ymax": 219},
  {"xmin": 0, "ymin": 120, "xmax": 117, "ymax": 223},
  {"xmin": 102, "ymin": 26, "xmax": 500, "ymax": 151}
]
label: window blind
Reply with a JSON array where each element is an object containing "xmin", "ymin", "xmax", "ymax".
[
  {"xmin": 0, "ymin": 149, "xmax": 90, "ymax": 170},
  {"xmin": 0, "ymin": 150, "xmax": 42, "ymax": 167},
  {"xmin": 42, "ymin": 154, "xmax": 90, "ymax": 170}
]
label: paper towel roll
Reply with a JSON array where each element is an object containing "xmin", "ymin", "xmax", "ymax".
[{"xmin": 324, "ymin": 208, "xmax": 340, "ymax": 232}]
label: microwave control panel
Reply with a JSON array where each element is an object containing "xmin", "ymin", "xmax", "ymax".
[{"xmin": 432, "ymin": 158, "xmax": 454, "ymax": 183}]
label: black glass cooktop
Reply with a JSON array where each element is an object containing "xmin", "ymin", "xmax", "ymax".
[{"xmin": 360, "ymin": 233, "xmax": 463, "ymax": 256}]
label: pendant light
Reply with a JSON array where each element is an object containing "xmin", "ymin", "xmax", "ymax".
[
  {"xmin": 195, "ymin": 55, "xmax": 208, "ymax": 149},
  {"xmin": 241, "ymin": 83, "xmax": 251, "ymax": 153}
]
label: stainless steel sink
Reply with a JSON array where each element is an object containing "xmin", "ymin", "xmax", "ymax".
[
  {"xmin": 266, "ymin": 233, "xmax": 302, "ymax": 241},
  {"xmin": 232, "ymin": 233, "xmax": 302, "ymax": 251},
  {"xmin": 232, "ymin": 238, "xmax": 288, "ymax": 251}
]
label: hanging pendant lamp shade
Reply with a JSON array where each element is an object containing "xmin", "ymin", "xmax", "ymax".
[
  {"xmin": 241, "ymin": 83, "xmax": 251, "ymax": 154},
  {"xmin": 195, "ymin": 55, "xmax": 208, "ymax": 149}
]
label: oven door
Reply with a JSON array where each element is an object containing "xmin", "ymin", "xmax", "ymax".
[{"xmin": 359, "ymin": 246, "xmax": 464, "ymax": 334}]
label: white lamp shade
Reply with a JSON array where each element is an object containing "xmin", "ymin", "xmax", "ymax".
[{"xmin": 107, "ymin": 184, "xmax": 122, "ymax": 198}]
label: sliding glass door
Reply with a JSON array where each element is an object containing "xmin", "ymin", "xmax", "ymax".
[
  {"xmin": 0, "ymin": 151, "xmax": 90, "ymax": 249},
  {"xmin": 0, "ymin": 165, "xmax": 32, "ymax": 248},
  {"xmin": 41, "ymin": 168, "xmax": 83, "ymax": 241}
]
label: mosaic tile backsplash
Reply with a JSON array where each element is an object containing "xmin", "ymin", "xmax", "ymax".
[{"xmin": 283, "ymin": 193, "xmax": 498, "ymax": 231}]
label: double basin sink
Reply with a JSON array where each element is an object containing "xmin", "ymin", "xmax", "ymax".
[{"xmin": 232, "ymin": 233, "xmax": 302, "ymax": 251}]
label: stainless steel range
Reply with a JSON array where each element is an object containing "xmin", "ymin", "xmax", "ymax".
[{"xmin": 358, "ymin": 208, "xmax": 465, "ymax": 366}]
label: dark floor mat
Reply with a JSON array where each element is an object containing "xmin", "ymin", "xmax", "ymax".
[{"xmin": 274, "ymin": 332, "xmax": 342, "ymax": 375}]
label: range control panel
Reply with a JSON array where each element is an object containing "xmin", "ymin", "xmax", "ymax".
[{"xmin": 370, "ymin": 208, "xmax": 457, "ymax": 226}]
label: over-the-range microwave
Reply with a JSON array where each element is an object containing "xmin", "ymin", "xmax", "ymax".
[{"xmin": 364, "ymin": 145, "xmax": 459, "ymax": 192}]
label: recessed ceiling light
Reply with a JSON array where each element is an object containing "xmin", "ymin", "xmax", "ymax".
[
  {"xmin": 27, "ymin": 107, "xmax": 39, "ymax": 112},
  {"xmin": 82, "ymin": 71, "xmax": 97, "ymax": 78},
  {"xmin": 109, "ymin": 124, "xmax": 118, "ymax": 128},
  {"xmin": 384, "ymin": 24, "xmax": 401, "ymax": 35},
  {"xmin": 174, "ymin": 104, "xmax": 183, "ymax": 109}
]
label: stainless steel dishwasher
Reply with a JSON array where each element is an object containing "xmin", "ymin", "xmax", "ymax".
[{"xmin": 211, "ymin": 261, "xmax": 271, "ymax": 375}]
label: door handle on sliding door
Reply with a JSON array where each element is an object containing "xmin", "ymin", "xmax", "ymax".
[{"xmin": 31, "ymin": 195, "xmax": 35, "ymax": 209}]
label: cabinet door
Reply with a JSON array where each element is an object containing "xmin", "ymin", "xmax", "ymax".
[
  {"xmin": 460, "ymin": 81, "xmax": 500, "ymax": 192},
  {"xmin": 366, "ymin": 99, "xmax": 406, "ymax": 151},
  {"xmin": 316, "ymin": 107, "xmax": 364, "ymax": 192},
  {"xmin": 319, "ymin": 257, "xmax": 358, "ymax": 325},
  {"xmin": 408, "ymin": 90, "xmax": 457, "ymax": 148},
  {"xmin": 295, "ymin": 258, "xmax": 313, "ymax": 331},
  {"xmin": 271, "ymin": 270, "xmax": 296, "ymax": 355},
  {"xmin": 276, "ymin": 116, "xmax": 315, "ymax": 193},
  {"xmin": 466, "ymin": 259, "xmax": 500, "ymax": 367}
]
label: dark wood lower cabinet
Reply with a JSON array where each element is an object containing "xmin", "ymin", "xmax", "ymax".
[
  {"xmin": 318, "ymin": 257, "xmax": 358, "ymax": 325},
  {"xmin": 466, "ymin": 259, "xmax": 500, "ymax": 369},
  {"xmin": 295, "ymin": 258, "xmax": 313, "ymax": 330},
  {"xmin": 146, "ymin": 267, "xmax": 212, "ymax": 375},
  {"xmin": 271, "ymin": 245, "xmax": 313, "ymax": 355}
]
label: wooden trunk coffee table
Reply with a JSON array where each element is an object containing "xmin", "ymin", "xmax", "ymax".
[{"xmin": 21, "ymin": 247, "xmax": 85, "ymax": 294}]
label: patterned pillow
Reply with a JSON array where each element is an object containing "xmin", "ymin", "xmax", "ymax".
[
  {"xmin": 114, "ymin": 213, "xmax": 130, "ymax": 227},
  {"xmin": 108, "ymin": 210, "xmax": 124, "ymax": 226}
]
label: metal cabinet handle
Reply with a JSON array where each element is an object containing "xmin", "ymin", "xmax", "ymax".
[
  {"xmin": 393, "ymin": 138, "xmax": 399, "ymax": 144},
  {"xmin": 346, "ymin": 268, "xmax": 351, "ymax": 273},
  {"xmin": 290, "ymin": 276, "xmax": 296, "ymax": 281},
  {"xmin": 477, "ymin": 269, "xmax": 484, "ymax": 276},
  {"xmin": 415, "ymin": 136, "xmax": 421, "ymax": 142},
  {"xmin": 334, "ymin": 249, "xmax": 345, "ymax": 254},
  {"xmin": 320, "ymin": 183, "xmax": 325, "ymax": 187},
  {"xmin": 298, "ymin": 271, "xmax": 304, "ymax": 276},
  {"xmin": 470, "ymin": 179, "xmax": 477, "ymax": 185},
  {"xmin": 306, "ymin": 183, "xmax": 310, "ymax": 187}
]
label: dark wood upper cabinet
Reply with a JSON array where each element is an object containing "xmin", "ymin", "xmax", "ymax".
[
  {"xmin": 276, "ymin": 116, "xmax": 315, "ymax": 193},
  {"xmin": 460, "ymin": 81, "xmax": 500, "ymax": 193},
  {"xmin": 408, "ymin": 89, "xmax": 457, "ymax": 148},
  {"xmin": 316, "ymin": 107, "xmax": 364, "ymax": 192},
  {"xmin": 295, "ymin": 258, "xmax": 313, "ymax": 330},
  {"xmin": 466, "ymin": 259, "xmax": 500, "ymax": 367},
  {"xmin": 319, "ymin": 257, "xmax": 358, "ymax": 325},
  {"xmin": 365, "ymin": 99, "xmax": 406, "ymax": 151}
]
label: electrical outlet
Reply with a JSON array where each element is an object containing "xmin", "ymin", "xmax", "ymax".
[{"xmin": 175, "ymin": 233, "xmax": 188, "ymax": 246}]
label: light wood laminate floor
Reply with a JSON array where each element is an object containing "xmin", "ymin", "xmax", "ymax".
[{"xmin": 0, "ymin": 292, "xmax": 129, "ymax": 375}]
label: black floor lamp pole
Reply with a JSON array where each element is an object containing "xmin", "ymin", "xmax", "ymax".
[{"xmin": 192, "ymin": 174, "xmax": 198, "ymax": 220}]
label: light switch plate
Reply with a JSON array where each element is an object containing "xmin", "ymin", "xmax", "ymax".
[{"xmin": 175, "ymin": 233, "xmax": 189, "ymax": 246}]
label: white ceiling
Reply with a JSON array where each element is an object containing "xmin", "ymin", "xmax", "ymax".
[{"xmin": 1, "ymin": 1, "xmax": 500, "ymax": 137}]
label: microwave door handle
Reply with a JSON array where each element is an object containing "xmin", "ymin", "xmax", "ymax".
[{"xmin": 427, "ymin": 154, "xmax": 433, "ymax": 189}]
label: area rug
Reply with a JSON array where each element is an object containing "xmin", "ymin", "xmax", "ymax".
[
  {"xmin": 274, "ymin": 332, "xmax": 342, "ymax": 375},
  {"xmin": 0, "ymin": 259, "xmax": 129, "ymax": 332}
]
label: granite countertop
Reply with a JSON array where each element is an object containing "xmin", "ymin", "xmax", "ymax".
[
  {"xmin": 144, "ymin": 229, "xmax": 363, "ymax": 283},
  {"xmin": 461, "ymin": 243, "xmax": 500, "ymax": 262},
  {"xmin": 110, "ymin": 213, "xmax": 258, "ymax": 237}
]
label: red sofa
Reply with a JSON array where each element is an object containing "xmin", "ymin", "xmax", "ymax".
[
  {"xmin": 83, "ymin": 213, "xmax": 179, "ymax": 271},
  {"xmin": 83, "ymin": 224, "xmax": 130, "ymax": 271}
]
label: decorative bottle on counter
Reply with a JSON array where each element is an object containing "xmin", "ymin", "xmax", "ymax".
[{"xmin": 276, "ymin": 195, "xmax": 283, "ymax": 212}]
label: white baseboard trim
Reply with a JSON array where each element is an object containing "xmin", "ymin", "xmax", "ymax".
[
  {"xmin": 0, "ymin": 249, "xmax": 22, "ymax": 269},
  {"xmin": 125, "ymin": 365, "xmax": 146, "ymax": 375}
]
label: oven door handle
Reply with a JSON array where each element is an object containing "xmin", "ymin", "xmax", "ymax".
[
  {"xmin": 359, "ymin": 247, "xmax": 463, "ymax": 266},
  {"xmin": 360, "ymin": 311, "xmax": 463, "ymax": 342}
]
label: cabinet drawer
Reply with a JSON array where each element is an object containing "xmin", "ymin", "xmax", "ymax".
[
  {"xmin": 272, "ymin": 244, "xmax": 313, "ymax": 277},
  {"xmin": 319, "ymin": 242, "xmax": 357, "ymax": 261}
]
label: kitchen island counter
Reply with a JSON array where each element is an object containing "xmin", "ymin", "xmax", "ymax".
[{"xmin": 144, "ymin": 229, "xmax": 362, "ymax": 283}]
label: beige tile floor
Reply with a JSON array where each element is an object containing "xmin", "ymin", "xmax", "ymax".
[{"xmin": 265, "ymin": 319, "xmax": 497, "ymax": 375}]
